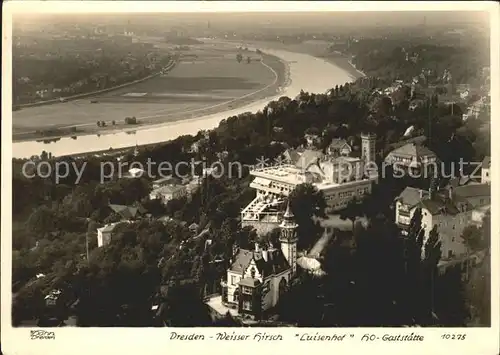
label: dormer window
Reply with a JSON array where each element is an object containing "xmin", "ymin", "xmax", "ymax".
[{"xmin": 250, "ymin": 267, "xmax": 256, "ymax": 279}]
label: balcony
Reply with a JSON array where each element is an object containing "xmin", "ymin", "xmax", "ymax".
[{"xmin": 241, "ymin": 195, "xmax": 284, "ymax": 222}]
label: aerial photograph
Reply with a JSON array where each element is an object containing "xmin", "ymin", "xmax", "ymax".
[{"xmin": 9, "ymin": 9, "xmax": 491, "ymax": 328}]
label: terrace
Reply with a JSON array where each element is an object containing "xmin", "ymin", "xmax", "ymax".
[
  {"xmin": 205, "ymin": 294, "xmax": 239, "ymax": 318},
  {"xmin": 241, "ymin": 195, "xmax": 284, "ymax": 222},
  {"xmin": 251, "ymin": 164, "xmax": 325, "ymax": 186}
]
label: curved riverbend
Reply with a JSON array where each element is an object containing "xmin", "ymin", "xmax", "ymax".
[{"xmin": 12, "ymin": 48, "xmax": 355, "ymax": 158}]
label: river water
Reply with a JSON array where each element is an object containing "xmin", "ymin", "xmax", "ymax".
[{"xmin": 12, "ymin": 48, "xmax": 354, "ymax": 158}]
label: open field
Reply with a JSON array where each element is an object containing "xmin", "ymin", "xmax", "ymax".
[{"xmin": 12, "ymin": 42, "xmax": 286, "ymax": 141}]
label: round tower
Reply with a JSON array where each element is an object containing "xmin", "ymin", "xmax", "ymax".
[{"xmin": 279, "ymin": 202, "xmax": 298, "ymax": 275}]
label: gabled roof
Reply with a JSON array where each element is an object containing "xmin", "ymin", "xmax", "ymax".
[
  {"xmin": 283, "ymin": 149, "xmax": 301, "ymax": 164},
  {"xmin": 388, "ymin": 143, "xmax": 436, "ymax": 160},
  {"xmin": 151, "ymin": 184, "xmax": 185, "ymax": 195},
  {"xmin": 98, "ymin": 223, "xmax": 119, "ymax": 233},
  {"xmin": 189, "ymin": 222, "xmax": 199, "ymax": 230},
  {"xmin": 395, "ymin": 187, "xmax": 427, "ymax": 208},
  {"xmin": 109, "ymin": 204, "xmax": 139, "ymax": 219},
  {"xmin": 397, "ymin": 187, "xmax": 475, "ymax": 216},
  {"xmin": 447, "ymin": 176, "xmax": 479, "ymax": 188},
  {"xmin": 389, "ymin": 135, "xmax": 426, "ymax": 150},
  {"xmin": 229, "ymin": 249, "xmax": 254, "ymax": 273},
  {"xmin": 253, "ymin": 249, "xmax": 290, "ymax": 277},
  {"xmin": 295, "ymin": 149, "xmax": 323, "ymax": 170},
  {"xmin": 229, "ymin": 248, "xmax": 290, "ymax": 277},
  {"xmin": 420, "ymin": 193, "xmax": 473, "ymax": 216},
  {"xmin": 328, "ymin": 138, "xmax": 350, "ymax": 150}
]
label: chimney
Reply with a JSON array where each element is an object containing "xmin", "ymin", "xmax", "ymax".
[
  {"xmin": 269, "ymin": 242, "xmax": 274, "ymax": 250},
  {"xmin": 262, "ymin": 250, "xmax": 268, "ymax": 262},
  {"xmin": 448, "ymin": 186, "xmax": 453, "ymax": 200},
  {"xmin": 254, "ymin": 242, "xmax": 260, "ymax": 252},
  {"xmin": 419, "ymin": 189, "xmax": 424, "ymax": 199}
]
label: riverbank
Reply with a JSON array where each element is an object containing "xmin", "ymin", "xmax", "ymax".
[
  {"xmin": 319, "ymin": 52, "xmax": 366, "ymax": 81},
  {"xmin": 12, "ymin": 47, "xmax": 353, "ymax": 158},
  {"xmin": 13, "ymin": 51, "xmax": 287, "ymax": 143},
  {"xmin": 226, "ymin": 39, "xmax": 365, "ymax": 81}
]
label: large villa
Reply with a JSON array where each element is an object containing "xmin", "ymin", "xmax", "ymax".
[
  {"xmin": 241, "ymin": 133, "xmax": 379, "ymax": 236},
  {"xmin": 206, "ymin": 203, "xmax": 299, "ymax": 321}
]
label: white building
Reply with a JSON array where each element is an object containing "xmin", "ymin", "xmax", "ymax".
[
  {"xmin": 241, "ymin": 134, "xmax": 377, "ymax": 235},
  {"xmin": 97, "ymin": 223, "xmax": 120, "ymax": 247},
  {"xmin": 394, "ymin": 186, "xmax": 476, "ymax": 260},
  {"xmin": 220, "ymin": 204, "xmax": 297, "ymax": 320},
  {"xmin": 152, "ymin": 176, "xmax": 182, "ymax": 189},
  {"xmin": 149, "ymin": 184, "xmax": 187, "ymax": 204},
  {"xmin": 384, "ymin": 143, "xmax": 438, "ymax": 171}
]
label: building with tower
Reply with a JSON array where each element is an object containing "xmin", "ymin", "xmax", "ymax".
[
  {"xmin": 217, "ymin": 203, "xmax": 297, "ymax": 320},
  {"xmin": 279, "ymin": 203, "xmax": 299, "ymax": 275},
  {"xmin": 240, "ymin": 133, "xmax": 378, "ymax": 235}
]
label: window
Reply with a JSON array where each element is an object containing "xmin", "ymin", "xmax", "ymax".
[
  {"xmin": 452, "ymin": 237, "xmax": 455, "ymax": 242},
  {"xmin": 250, "ymin": 267, "xmax": 256, "ymax": 279},
  {"xmin": 231, "ymin": 276, "xmax": 238, "ymax": 285},
  {"xmin": 448, "ymin": 250, "xmax": 453, "ymax": 258},
  {"xmin": 233, "ymin": 290, "xmax": 239, "ymax": 302},
  {"xmin": 242, "ymin": 286, "xmax": 252, "ymax": 295},
  {"xmin": 242, "ymin": 301, "xmax": 252, "ymax": 311}
]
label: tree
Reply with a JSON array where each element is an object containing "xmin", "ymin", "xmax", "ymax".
[
  {"xmin": 339, "ymin": 196, "xmax": 363, "ymax": 231},
  {"xmin": 236, "ymin": 53, "xmax": 243, "ymax": 63},
  {"xmin": 289, "ymin": 183, "xmax": 326, "ymax": 248},
  {"xmin": 481, "ymin": 209, "xmax": 491, "ymax": 248},
  {"xmin": 422, "ymin": 225, "xmax": 442, "ymax": 324},
  {"xmin": 461, "ymin": 225, "xmax": 483, "ymax": 252},
  {"xmin": 214, "ymin": 311, "xmax": 239, "ymax": 326},
  {"xmin": 27, "ymin": 206, "xmax": 58, "ymax": 236},
  {"xmin": 403, "ymin": 207, "xmax": 425, "ymax": 323}
]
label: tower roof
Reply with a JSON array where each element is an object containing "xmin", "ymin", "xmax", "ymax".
[{"xmin": 283, "ymin": 202, "xmax": 294, "ymax": 219}]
